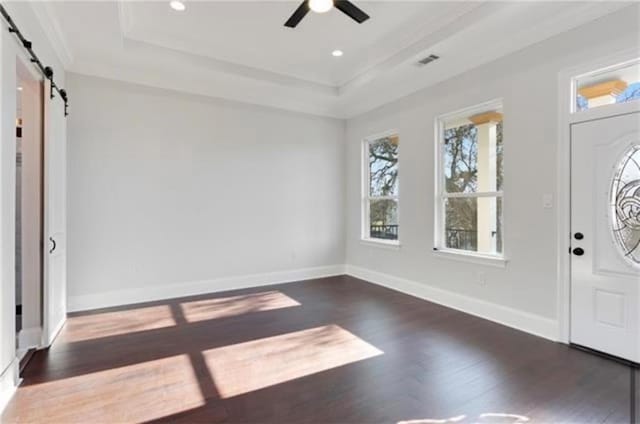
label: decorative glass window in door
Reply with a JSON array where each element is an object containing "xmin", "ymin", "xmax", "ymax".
[{"xmin": 611, "ymin": 144, "xmax": 640, "ymax": 266}]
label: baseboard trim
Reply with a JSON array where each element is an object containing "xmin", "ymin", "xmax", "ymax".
[
  {"xmin": 68, "ymin": 264, "xmax": 346, "ymax": 312},
  {"xmin": 345, "ymin": 265, "xmax": 559, "ymax": 342},
  {"xmin": 68, "ymin": 263, "xmax": 557, "ymax": 341},
  {"xmin": 18, "ymin": 327, "xmax": 42, "ymax": 350},
  {"xmin": 43, "ymin": 317, "xmax": 66, "ymax": 348},
  {"xmin": 0, "ymin": 357, "xmax": 19, "ymax": 416}
]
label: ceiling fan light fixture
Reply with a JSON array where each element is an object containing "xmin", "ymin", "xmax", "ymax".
[
  {"xmin": 284, "ymin": 0, "xmax": 368, "ymax": 28},
  {"xmin": 332, "ymin": 50, "xmax": 343, "ymax": 57},
  {"xmin": 169, "ymin": 1, "xmax": 186, "ymax": 12},
  {"xmin": 309, "ymin": 0, "xmax": 333, "ymax": 14}
]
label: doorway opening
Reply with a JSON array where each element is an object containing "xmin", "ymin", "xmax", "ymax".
[{"xmin": 15, "ymin": 57, "xmax": 44, "ymax": 367}]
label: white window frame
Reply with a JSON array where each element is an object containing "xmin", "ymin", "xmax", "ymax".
[
  {"xmin": 361, "ymin": 130, "xmax": 400, "ymax": 248},
  {"xmin": 434, "ymin": 99, "xmax": 506, "ymax": 267}
]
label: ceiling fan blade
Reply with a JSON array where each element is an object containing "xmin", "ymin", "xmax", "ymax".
[
  {"xmin": 284, "ymin": 1, "xmax": 310, "ymax": 28},
  {"xmin": 334, "ymin": 0, "xmax": 369, "ymax": 24}
]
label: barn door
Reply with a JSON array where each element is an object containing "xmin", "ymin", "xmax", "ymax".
[{"xmin": 42, "ymin": 80, "xmax": 67, "ymax": 346}]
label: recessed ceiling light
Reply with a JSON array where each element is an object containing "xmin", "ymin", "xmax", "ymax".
[
  {"xmin": 169, "ymin": 1, "xmax": 186, "ymax": 12},
  {"xmin": 17, "ymin": 86, "xmax": 23, "ymax": 91},
  {"xmin": 332, "ymin": 50, "xmax": 343, "ymax": 57},
  {"xmin": 309, "ymin": 0, "xmax": 333, "ymax": 14}
]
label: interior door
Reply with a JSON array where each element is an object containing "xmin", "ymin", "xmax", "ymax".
[
  {"xmin": 42, "ymin": 80, "xmax": 67, "ymax": 346},
  {"xmin": 570, "ymin": 111, "xmax": 640, "ymax": 363}
]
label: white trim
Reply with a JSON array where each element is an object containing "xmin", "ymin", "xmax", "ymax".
[
  {"xmin": 557, "ymin": 61, "xmax": 573, "ymax": 344},
  {"xmin": 360, "ymin": 238, "xmax": 401, "ymax": 250},
  {"xmin": 0, "ymin": 358, "xmax": 19, "ymax": 416},
  {"xmin": 432, "ymin": 249, "xmax": 508, "ymax": 269},
  {"xmin": 41, "ymin": 310, "xmax": 69, "ymax": 349},
  {"xmin": 345, "ymin": 265, "xmax": 558, "ymax": 341},
  {"xmin": 17, "ymin": 327, "xmax": 43, "ymax": 351},
  {"xmin": 556, "ymin": 48, "xmax": 640, "ymax": 344},
  {"xmin": 363, "ymin": 129, "xmax": 399, "ymax": 145},
  {"xmin": 68, "ymin": 264, "xmax": 346, "ymax": 312},
  {"xmin": 443, "ymin": 191, "xmax": 504, "ymax": 199},
  {"xmin": 42, "ymin": 317, "xmax": 65, "ymax": 348},
  {"xmin": 436, "ymin": 98, "xmax": 504, "ymax": 124},
  {"xmin": 571, "ymin": 100, "xmax": 640, "ymax": 125}
]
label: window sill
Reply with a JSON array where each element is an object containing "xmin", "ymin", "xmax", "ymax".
[
  {"xmin": 360, "ymin": 238, "xmax": 401, "ymax": 250},
  {"xmin": 432, "ymin": 248, "xmax": 507, "ymax": 268}
]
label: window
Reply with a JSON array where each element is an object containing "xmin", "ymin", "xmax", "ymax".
[
  {"xmin": 435, "ymin": 101, "xmax": 504, "ymax": 258},
  {"xmin": 362, "ymin": 133, "xmax": 399, "ymax": 244},
  {"xmin": 574, "ymin": 59, "xmax": 640, "ymax": 112}
]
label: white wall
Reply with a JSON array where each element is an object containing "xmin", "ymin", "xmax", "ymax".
[
  {"xmin": 66, "ymin": 5, "xmax": 639, "ymax": 329},
  {"xmin": 67, "ymin": 74, "xmax": 345, "ymax": 311},
  {"xmin": 0, "ymin": 1, "xmax": 66, "ymax": 409},
  {"xmin": 345, "ymin": 6, "xmax": 640, "ymax": 337}
]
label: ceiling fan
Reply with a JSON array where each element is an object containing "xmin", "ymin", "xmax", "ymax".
[{"xmin": 284, "ymin": 0, "xmax": 370, "ymax": 28}]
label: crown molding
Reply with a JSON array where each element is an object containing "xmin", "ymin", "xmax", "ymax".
[
  {"xmin": 67, "ymin": 61, "xmax": 342, "ymax": 119},
  {"xmin": 28, "ymin": 1, "xmax": 73, "ymax": 68}
]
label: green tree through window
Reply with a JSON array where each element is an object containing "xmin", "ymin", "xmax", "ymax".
[{"xmin": 365, "ymin": 136, "xmax": 399, "ymax": 241}]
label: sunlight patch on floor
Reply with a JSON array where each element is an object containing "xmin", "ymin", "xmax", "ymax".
[
  {"xmin": 398, "ymin": 415, "xmax": 466, "ymax": 424},
  {"xmin": 8, "ymin": 354, "xmax": 204, "ymax": 422},
  {"xmin": 479, "ymin": 413, "xmax": 530, "ymax": 422},
  {"xmin": 203, "ymin": 324, "xmax": 383, "ymax": 398},
  {"xmin": 398, "ymin": 412, "xmax": 530, "ymax": 424},
  {"xmin": 61, "ymin": 305, "xmax": 176, "ymax": 342},
  {"xmin": 179, "ymin": 291, "xmax": 300, "ymax": 323}
]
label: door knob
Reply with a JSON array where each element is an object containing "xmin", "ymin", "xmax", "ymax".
[
  {"xmin": 572, "ymin": 247, "xmax": 584, "ymax": 256},
  {"xmin": 574, "ymin": 232, "xmax": 584, "ymax": 240}
]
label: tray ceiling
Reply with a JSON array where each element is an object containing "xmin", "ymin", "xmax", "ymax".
[{"xmin": 33, "ymin": 1, "xmax": 633, "ymax": 118}]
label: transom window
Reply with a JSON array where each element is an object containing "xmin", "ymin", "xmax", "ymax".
[
  {"xmin": 362, "ymin": 133, "xmax": 399, "ymax": 244},
  {"xmin": 574, "ymin": 59, "xmax": 640, "ymax": 113},
  {"xmin": 435, "ymin": 101, "xmax": 504, "ymax": 258}
]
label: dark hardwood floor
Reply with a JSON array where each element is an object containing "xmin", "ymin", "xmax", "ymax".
[{"xmin": 2, "ymin": 275, "xmax": 636, "ymax": 423}]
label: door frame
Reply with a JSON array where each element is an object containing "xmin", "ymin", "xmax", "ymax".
[
  {"xmin": 556, "ymin": 48, "xmax": 640, "ymax": 343},
  {"xmin": 14, "ymin": 54, "xmax": 45, "ymax": 353}
]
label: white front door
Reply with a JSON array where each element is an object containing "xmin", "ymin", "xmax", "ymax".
[
  {"xmin": 42, "ymin": 80, "xmax": 67, "ymax": 346},
  {"xmin": 570, "ymin": 111, "xmax": 640, "ymax": 363}
]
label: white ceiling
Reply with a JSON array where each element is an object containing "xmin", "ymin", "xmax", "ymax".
[
  {"xmin": 33, "ymin": 1, "xmax": 633, "ymax": 118},
  {"xmin": 124, "ymin": 1, "xmax": 465, "ymax": 87}
]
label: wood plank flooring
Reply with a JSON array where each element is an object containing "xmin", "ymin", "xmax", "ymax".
[{"xmin": 2, "ymin": 275, "xmax": 637, "ymax": 423}]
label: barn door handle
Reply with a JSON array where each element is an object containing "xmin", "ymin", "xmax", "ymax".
[
  {"xmin": 572, "ymin": 247, "xmax": 584, "ymax": 256},
  {"xmin": 49, "ymin": 236, "xmax": 56, "ymax": 254}
]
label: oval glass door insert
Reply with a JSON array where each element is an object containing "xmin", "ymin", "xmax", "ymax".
[{"xmin": 611, "ymin": 144, "xmax": 640, "ymax": 266}]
